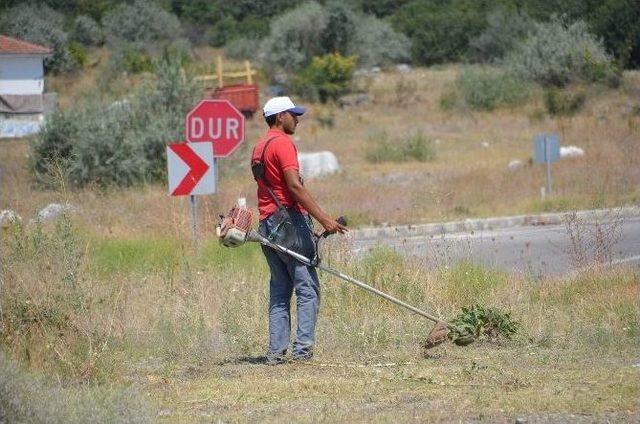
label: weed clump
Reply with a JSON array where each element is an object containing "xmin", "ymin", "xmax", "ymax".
[
  {"xmin": 365, "ymin": 130, "xmax": 435, "ymax": 163},
  {"xmin": 440, "ymin": 67, "xmax": 532, "ymax": 111},
  {"xmin": 449, "ymin": 305, "xmax": 519, "ymax": 344},
  {"xmin": 544, "ymin": 87, "xmax": 587, "ymax": 116}
]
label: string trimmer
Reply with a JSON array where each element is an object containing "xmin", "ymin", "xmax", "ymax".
[{"xmin": 217, "ymin": 203, "xmax": 476, "ymax": 349}]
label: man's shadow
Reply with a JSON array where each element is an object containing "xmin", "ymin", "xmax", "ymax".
[{"xmin": 215, "ymin": 355, "xmax": 268, "ymax": 365}]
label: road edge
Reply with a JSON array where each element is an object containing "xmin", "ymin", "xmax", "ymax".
[{"xmin": 350, "ymin": 206, "xmax": 640, "ymax": 241}]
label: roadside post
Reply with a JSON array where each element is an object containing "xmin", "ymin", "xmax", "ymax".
[
  {"xmin": 167, "ymin": 99, "xmax": 245, "ymax": 252},
  {"xmin": 534, "ymin": 133, "xmax": 560, "ymax": 198}
]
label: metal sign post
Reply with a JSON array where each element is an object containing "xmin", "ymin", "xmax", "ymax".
[
  {"xmin": 189, "ymin": 194, "xmax": 197, "ymax": 251},
  {"xmin": 534, "ymin": 134, "xmax": 560, "ymax": 198}
]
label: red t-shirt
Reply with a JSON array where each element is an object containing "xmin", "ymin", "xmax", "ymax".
[{"xmin": 252, "ymin": 129, "xmax": 307, "ymax": 220}]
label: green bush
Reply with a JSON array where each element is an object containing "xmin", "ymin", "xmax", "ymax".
[
  {"xmin": 102, "ymin": 0, "xmax": 189, "ymax": 74},
  {"xmin": 543, "ymin": 87, "xmax": 587, "ymax": 116},
  {"xmin": 259, "ymin": 1, "xmax": 409, "ymax": 74},
  {"xmin": 456, "ymin": 67, "xmax": 533, "ymax": 111},
  {"xmin": 0, "ymin": 4, "xmax": 77, "ymax": 73},
  {"xmin": 321, "ymin": 2, "xmax": 358, "ymax": 56},
  {"xmin": 392, "ymin": 0, "xmax": 485, "ymax": 65},
  {"xmin": 225, "ymin": 37, "xmax": 261, "ymax": 61},
  {"xmin": 32, "ymin": 51, "xmax": 199, "ymax": 188},
  {"xmin": 469, "ymin": 7, "xmax": 534, "ymax": 63},
  {"xmin": 348, "ymin": 14, "xmax": 410, "ymax": 68},
  {"xmin": 116, "ymin": 43, "xmax": 154, "ymax": 73},
  {"xmin": 103, "ymin": 0, "xmax": 182, "ymax": 46},
  {"xmin": 260, "ymin": 2, "xmax": 327, "ymax": 73},
  {"xmin": 505, "ymin": 16, "xmax": 614, "ymax": 87},
  {"xmin": 292, "ymin": 53, "xmax": 357, "ymax": 103},
  {"xmin": 68, "ymin": 41, "xmax": 88, "ymax": 68},
  {"xmin": 71, "ymin": 15, "xmax": 104, "ymax": 46},
  {"xmin": 365, "ymin": 130, "xmax": 435, "ymax": 163},
  {"xmin": 589, "ymin": 0, "xmax": 640, "ymax": 69}
]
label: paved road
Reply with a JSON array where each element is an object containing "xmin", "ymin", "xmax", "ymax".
[{"xmin": 349, "ymin": 215, "xmax": 640, "ymax": 277}]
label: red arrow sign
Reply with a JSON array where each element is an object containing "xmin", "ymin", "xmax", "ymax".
[{"xmin": 168, "ymin": 143, "xmax": 210, "ymax": 196}]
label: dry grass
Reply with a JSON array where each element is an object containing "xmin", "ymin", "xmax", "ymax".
[
  {"xmin": 1, "ymin": 63, "xmax": 639, "ymax": 422},
  {"xmin": 1, "ymin": 218, "xmax": 638, "ymax": 421}
]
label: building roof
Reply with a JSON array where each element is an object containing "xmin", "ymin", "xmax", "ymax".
[{"xmin": 0, "ymin": 35, "xmax": 51, "ymax": 55}]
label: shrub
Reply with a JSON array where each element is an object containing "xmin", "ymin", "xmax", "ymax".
[
  {"xmin": 259, "ymin": 2, "xmax": 328, "ymax": 73},
  {"xmin": 0, "ymin": 4, "xmax": 76, "ymax": 73},
  {"xmin": 348, "ymin": 14, "xmax": 411, "ymax": 68},
  {"xmin": 103, "ymin": 0, "xmax": 182, "ymax": 46},
  {"xmin": 32, "ymin": 51, "xmax": 199, "ymax": 188},
  {"xmin": 225, "ymin": 37, "xmax": 261, "ymax": 61},
  {"xmin": 292, "ymin": 53, "xmax": 357, "ymax": 103},
  {"xmin": 392, "ymin": 0, "xmax": 485, "ymax": 65},
  {"xmin": 102, "ymin": 0, "xmax": 189, "ymax": 74},
  {"xmin": 543, "ymin": 87, "xmax": 586, "ymax": 116},
  {"xmin": 259, "ymin": 2, "xmax": 408, "ymax": 74},
  {"xmin": 589, "ymin": 0, "xmax": 640, "ymax": 69},
  {"xmin": 456, "ymin": 67, "xmax": 532, "ymax": 111},
  {"xmin": 68, "ymin": 41, "xmax": 88, "ymax": 68},
  {"xmin": 71, "ymin": 15, "xmax": 104, "ymax": 46},
  {"xmin": 505, "ymin": 16, "xmax": 614, "ymax": 87},
  {"xmin": 469, "ymin": 7, "xmax": 534, "ymax": 63},
  {"xmin": 112, "ymin": 43, "xmax": 154, "ymax": 73},
  {"xmin": 321, "ymin": 1, "xmax": 358, "ymax": 55},
  {"xmin": 365, "ymin": 130, "xmax": 435, "ymax": 163}
]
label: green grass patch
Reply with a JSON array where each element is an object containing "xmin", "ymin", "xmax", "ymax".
[
  {"xmin": 0, "ymin": 352, "xmax": 152, "ymax": 423},
  {"xmin": 439, "ymin": 261, "xmax": 508, "ymax": 306},
  {"xmin": 529, "ymin": 196, "xmax": 581, "ymax": 213},
  {"xmin": 440, "ymin": 66, "xmax": 533, "ymax": 112},
  {"xmin": 198, "ymin": 237, "xmax": 264, "ymax": 271},
  {"xmin": 89, "ymin": 236, "xmax": 181, "ymax": 276},
  {"xmin": 365, "ymin": 130, "xmax": 435, "ymax": 163}
]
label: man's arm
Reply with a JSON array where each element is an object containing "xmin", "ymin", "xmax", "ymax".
[{"xmin": 283, "ymin": 169, "xmax": 347, "ymax": 234}]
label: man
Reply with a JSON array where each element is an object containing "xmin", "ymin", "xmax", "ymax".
[{"xmin": 252, "ymin": 96, "xmax": 347, "ymax": 364}]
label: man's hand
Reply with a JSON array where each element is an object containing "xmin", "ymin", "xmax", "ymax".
[{"xmin": 319, "ymin": 216, "xmax": 348, "ymax": 235}]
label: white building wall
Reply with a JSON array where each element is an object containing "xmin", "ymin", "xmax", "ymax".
[{"xmin": 0, "ymin": 55, "xmax": 45, "ymax": 95}]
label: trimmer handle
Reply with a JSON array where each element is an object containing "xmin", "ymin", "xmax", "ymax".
[{"xmin": 320, "ymin": 216, "xmax": 348, "ymax": 238}]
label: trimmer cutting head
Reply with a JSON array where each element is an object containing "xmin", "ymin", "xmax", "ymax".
[
  {"xmin": 424, "ymin": 322, "xmax": 477, "ymax": 351},
  {"xmin": 424, "ymin": 321, "xmax": 450, "ymax": 350}
]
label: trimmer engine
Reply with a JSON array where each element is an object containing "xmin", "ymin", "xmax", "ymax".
[{"xmin": 216, "ymin": 200, "xmax": 253, "ymax": 247}]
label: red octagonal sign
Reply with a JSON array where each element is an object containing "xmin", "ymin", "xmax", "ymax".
[{"xmin": 185, "ymin": 99, "xmax": 245, "ymax": 157}]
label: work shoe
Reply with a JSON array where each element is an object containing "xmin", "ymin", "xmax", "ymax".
[
  {"xmin": 291, "ymin": 349, "xmax": 313, "ymax": 362},
  {"xmin": 265, "ymin": 352, "xmax": 288, "ymax": 366}
]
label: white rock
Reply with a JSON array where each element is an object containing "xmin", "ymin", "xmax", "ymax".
[
  {"xmin": 433, "ymin": 139, "xmax": 441, "ymax": 145},
  {"xmin": 508, "ymin": 159, "xmax": 523, "ymax": 171},
  {"xmin": 0, "ymin": 209, "xmax": 21, "ymax": 227},
  {"xmin": 37, "ymin": 203, "xmax": 76, "ymax": 222},
  {"xmin": 560, "ymin": 145, "xmax": 585, "ymax": 159},
  {"xmin": 481, "ymin": 141, "xmax": 490, "ymax": 148},
  {"xmin": 370, "ymin": 66, "xmax": 381, "ymax": 73},
  {"xmin": 298, "ymin": 151, "xmax": 340, "ymax": 179},
  {"xmin": 396, "ymin": 63, "xmax": 412, "ymax": 73}
]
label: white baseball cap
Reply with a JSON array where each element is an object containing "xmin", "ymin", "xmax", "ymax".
[{"xmin": 263, "ymin": 96, "xmax": 306, "ymax": 117}]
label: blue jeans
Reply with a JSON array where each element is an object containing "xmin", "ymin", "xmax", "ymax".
[{"xmin": 259, "ymin": 210, "xmax": 319, "ymax": 358}]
